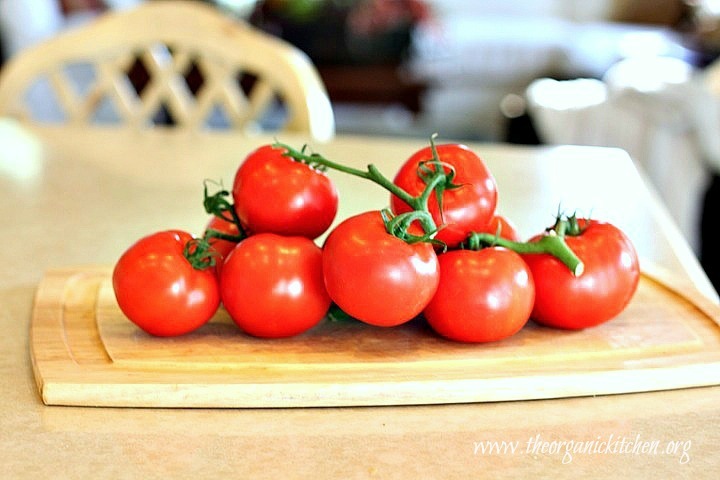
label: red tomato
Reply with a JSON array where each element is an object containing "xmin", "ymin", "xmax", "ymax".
[
  {"xmin": 204, "ymin": 215, "xmax": 241, "ymax": 277},
  {"xmin": 522, "ymin": 220, "xmax": 640, "ymax": 329},
  {"xmin": 112, "ymin": 230, "xmax": 220, "ymax": 337},
  {"xmin": 480, "ymin": 214, "xmax": 521, "ymax": 241},
  {"xmin": 390, "ymin": 143, "xmax": 498, "ymax": 248},
  {"xmin": 220, "ymin": 233, "xmax": 331, "ymax": 338},
  {"xmin": 423, "ymin": 247, "xmax": 535, "ymax": 343},
  {"xmin": 232, "ymin": 144, "xmax": 339, "ymax": 239},
  {"xmin": 322, "ymin": 210, "xmax": 440, "ymax": 327}
]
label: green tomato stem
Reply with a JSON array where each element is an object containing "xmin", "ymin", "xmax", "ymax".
[
  {"xmin": 275, "ymin": 141, "xmax": 452, "ymax": 241},
  {"xmin": 202, "ymin": 180, "xmax": 248, "ymax": 243},
  {"xmin": 415, "ymin": 167, "xmax": 447, "ymax": 214},
  {"xmin": 204, "ymin": 228, "xmax": 245, "ymax": 244},
  {"xmin": 466, "ymin": 231, "xmax": 585, "ymax": 276},
  {"xmin": 384, "ymin": 209, "xmax": 438, "ymax": 244},
  {"xmin": 275, "ymin": 142, "xmax": 420, "ymax": 208}
]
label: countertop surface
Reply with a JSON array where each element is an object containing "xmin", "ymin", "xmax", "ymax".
[{"xmin": 1, "ymin": 123, "xmax": 718, "ymax": 478}]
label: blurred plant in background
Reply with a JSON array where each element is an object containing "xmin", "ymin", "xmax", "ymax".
[{"xmin": 249, "ymin": 0, "xmax": 432, "ymax": 65}]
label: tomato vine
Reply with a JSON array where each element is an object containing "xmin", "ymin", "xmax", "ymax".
[
  {"xmin": 276, "ymin": 137, "xmax": 584, "ymax": 276},
  {"xmin": 464, "ymin": 216, "xmax": 586, "ymax": 277},
  {"xmin": 274, "ymin": 141, "xmax": 444, "ymax": 244}
]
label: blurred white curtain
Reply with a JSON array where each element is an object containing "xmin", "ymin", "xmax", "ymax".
[
  {"xmin": 526, "ymin": 56, "xmax": 714, "ymax": 254},
  {"xmin": 0, "ymin": 0, "xmax": 144, "ymax": 59},
  {"xmin": 0, "ymin": 0, "xmax": 63, "ymax": 58}
]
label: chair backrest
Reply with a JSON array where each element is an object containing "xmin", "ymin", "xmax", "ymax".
[{"xmin": 0, "ymin": 0, "xmax": 335, "ymax": 141}]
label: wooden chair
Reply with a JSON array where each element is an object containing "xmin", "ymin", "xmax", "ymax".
[{"xmin": 0, "ymin": 0, "xmax": 335, "ymax": 141}]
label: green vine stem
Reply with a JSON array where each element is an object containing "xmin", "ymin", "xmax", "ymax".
[
  {"xmin": 274, "ymin": 141, "xmax": 449, "ymax": 243},
  {"xmin": 274, "ymin": 142, "xmax": 417, "ymax": 207},
  {"xmin": 465, "ymin": 229, "xmax": 585, "ymax": 276},
  {"xmin": 181, "ymin": 181, "xmax": 249, "ymax": 270},
  {"xmin": 202, "ymin": 180, "xmax": 247, "ymax": 243},
  {"xmin": 418, "ymin": 134, "xmax": 463, "ymax": 221},
  {"xmin": 382, "ymin": 208, "xmax": 441, "ymax": 246},
  {"xmin": 275, "ymin": 140, "xmax": 586, "ymax": 275}
]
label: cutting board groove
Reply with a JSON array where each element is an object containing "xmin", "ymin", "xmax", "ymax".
[{"xmin": 30, "ymin": 265, "xmax": 720, "ymax": 407}]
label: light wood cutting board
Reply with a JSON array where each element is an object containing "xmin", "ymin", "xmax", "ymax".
[{"xmin": 30, "ymin": 265, "xmax": 720, "ymax": 408}]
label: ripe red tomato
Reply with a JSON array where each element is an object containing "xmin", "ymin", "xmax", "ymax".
[
  {"xmin": 322, "ymin": 210, "xmax": 440, "ymax": 327},
  {"xmin": 423, "ymin": 247, "xmax": 535, "ymax": 343},
  {"xmin": 390, "ymin": 143, "xmax": 498, "ymax": 248},
  {"xmin": 480, "ymin": 214, "xmax": 521, "ymax": 242},
  {"xmin": 522, "ymin": 219, "xmax": 640, "ymax": 329},
  {"xmin": 112, "ymin": 230, "xmax": 220, "ymax": 337},
  {"xmin": 232, "ymin": 144, "xmax": 339, "ymax": 239},
  {"xmin": 220, "ymin": 233, "xmax": 331, "ymax": 338}
]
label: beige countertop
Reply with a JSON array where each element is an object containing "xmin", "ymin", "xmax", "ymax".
[{"xmin": 1, "ymin": 123, "xmax": 718, "ymax": 478}]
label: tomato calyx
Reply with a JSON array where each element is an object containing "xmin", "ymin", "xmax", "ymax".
[
  {"xmin": 548, "ymin": 212, "xmax": 588, "ymax": 237},
  {"xmin": 202, "ymin": 180, "xmax": 248, "ymax": 243},
  {"xmin": 176, "ymin": 180, "xmax": 252, "ymax": 271},
  {"xmin": 182, "ymin": 236, "xmax": 220, "ymax": 270},
  {"xmin": 464, "ymin": 226, "xmax": 585, "ymax": 277},
  {"xmin": 416, "ymin": 134, "xmax": 464, "ymax": 224}
]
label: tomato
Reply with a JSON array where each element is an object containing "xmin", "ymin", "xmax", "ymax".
[
  {"xmin": 220, "ymin": 233, "xmax": 331, "ymax": 338},
  {"xmin": 522, "ymin": 219, "xmax": 640, "ymax": 330},
  {"xmin": 423, "ymin": 247, "xmax": 534, "ymax": 343},
  {"xmin": 112, "ymin": 230, "xmax": 220, "ymax": 337},
  {"xmin": 390, "ymin": 143, "xmax": 498, "ymax": 248},
  {"xmin": 480, "ymin": 214, "xmax": 521, "ymax": 242},
  {"xmin": 232, "ymin": 144, "xmax": 339, "ymax": 239},
  {"xmin": 322, "ymin": 210, "xmax": 440, "ymax": 327},
  {"xmin": 204, "ymin": 214, "xmax": 242, "ymax": 277}
]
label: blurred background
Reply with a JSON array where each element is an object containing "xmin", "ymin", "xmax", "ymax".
[
  {"xmin": 3, "ymin": 0, "xmax": 720, "ymax": 290},
  {"xmin": 2, "ymin": 0, "xmax": 713, "ymax": 141}
]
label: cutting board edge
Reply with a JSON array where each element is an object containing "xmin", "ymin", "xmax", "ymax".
[{"xmin": 37, "ymin": 360, "xmax": 720, "ymax": 408}]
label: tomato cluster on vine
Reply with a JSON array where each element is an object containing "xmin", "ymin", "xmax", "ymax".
[{"xmin": 112, "ymin": 137, "xmax": 641, "ymax": 342}]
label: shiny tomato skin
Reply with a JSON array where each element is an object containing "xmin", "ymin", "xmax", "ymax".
[
  {"xmin": 390, "ymin": 143, "xmax": 498, "ymax": 248},
  {"xmin": 522, "ymin": 220, "xmax": 640, "ymax": 330},
  {"xmin": 220, "ymin": 233, "xmax": 331, "ymax": 338},
  {"xmin": 232, "ymin": 144, "xmax": 339, "ymax": 239},
  {"xmin": 112, "ymin": 230, "xmax": 220, "ymax": 337},
  {"xmin": 424, "ymin": 247, "xmax": 535, "ymax": 343},
  {"xmin": 322, "ymin": 210, "xmax": 440, "ymax": 327},
  {"xmin": 481, "ymin": 214, "xmax": 521, "ymax": 241}
]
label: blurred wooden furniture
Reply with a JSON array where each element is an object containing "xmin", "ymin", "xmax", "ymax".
[
  {"xmin": 0, "ymin": 0, "xmax": 335, "ymax": 140},
  {"xmin": 318, "ymin": 64, "xmax": 426, "ymax": 113}
]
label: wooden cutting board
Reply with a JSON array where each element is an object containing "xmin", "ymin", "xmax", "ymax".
[{"xmin": 30, "ymin": 265, "xmax": 720, "ymax": 408}]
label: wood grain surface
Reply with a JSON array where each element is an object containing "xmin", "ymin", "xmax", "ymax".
[{"xmin": 30, "ymin": 265, "xmax": 720, "ymax": 408}]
